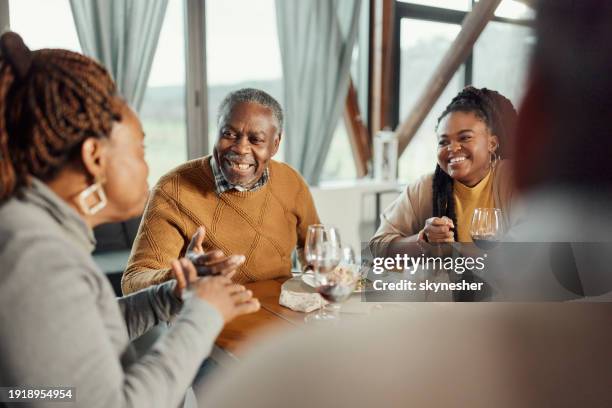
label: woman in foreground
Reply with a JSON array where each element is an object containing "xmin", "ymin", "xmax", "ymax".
[{"xmin": 0, "ymin": 32, "xmax": 258, "ymax": 407}]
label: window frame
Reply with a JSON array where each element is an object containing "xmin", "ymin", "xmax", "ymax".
[
  {"xmin": 185, "ymin": 0, "xmax": 209, "ymax": 159},
  {"xmin": 390, "ymin": 0, "xmax": 533, "ymax": 129}
]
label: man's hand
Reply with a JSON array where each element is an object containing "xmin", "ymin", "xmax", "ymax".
[
  {"xmin": 171, "ymin": 257, "xmax": 198, "ymax": 299},
  {"xmin": 186, "ymin": 226, "xmax": 246, "ymax": 277},
  {"xmin": 171, "ymin": 226, "xmax": 246, "ymax": 299},
  {"xmin": 186, "ymin": 226, "xmax": 207, "ymax": 256}
]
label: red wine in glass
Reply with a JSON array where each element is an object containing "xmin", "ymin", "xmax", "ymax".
[
  {"xmin": 317, "ymin": 283, "xmax": 353, "ymax": 303},
  {"xmin": 471, "ymin": 234, "xmax": 501, "ymax": 250},
  {"xmin": 470, "ymin": 208, "xmax": 503, "ymax": 249}
]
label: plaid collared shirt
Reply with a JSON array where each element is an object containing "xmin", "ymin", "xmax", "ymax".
[{"xmin": 210, "ymin": 155, "xmax": 269, "ymax": 194}]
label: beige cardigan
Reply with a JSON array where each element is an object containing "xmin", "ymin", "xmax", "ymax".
[{"xmin": 370, "ymin": 160, "xmax": 516, "ymax": 256}]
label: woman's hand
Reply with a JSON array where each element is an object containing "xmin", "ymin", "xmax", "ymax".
[
  {"xmin": 171, "ymin": 258, "xmax": 198, "ymax": 299},
  {"xmin": 422, "ymin": 216, "xmax": 455, "ymax": 243},
  {"xmin": 193, "ymin": 275, "xmax": 260, "ymax": 323},
  {"xmin": 171, "ymin": 259, "xmax": 260, "ymax": 322},
  {"xmin": 186, "ymin": 226, "xmax": 246, "ymax": 277}
]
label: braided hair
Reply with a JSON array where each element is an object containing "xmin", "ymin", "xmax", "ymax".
[
  {"xmin": 0, "ymin": 31, "xmax": 122, "ymax": 202},
  {"xmin": 432, "ymin": 86, "xmax": 517, "ymax": 235}
]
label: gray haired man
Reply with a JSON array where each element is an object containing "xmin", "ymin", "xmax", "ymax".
[{"xmin": 123, "ymin": 88, "xmax": 320, "ymax": 292}]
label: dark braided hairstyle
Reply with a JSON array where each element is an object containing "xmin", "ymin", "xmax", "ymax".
[
  {"xmin": 432, "ymin": 86, "xmax": 518, "ymax": 235},
  {"xmin": 0, "ymin": 31, "xmax": 122, "ymax": 202}
]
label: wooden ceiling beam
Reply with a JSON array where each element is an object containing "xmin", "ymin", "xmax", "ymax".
[
  {"xmin": 370, "ymin": 0, "xmax": 395, "ymax": 135},
  {"xmin": 344, "ymin": 78, "xmax": 371, "ymax": 177}
]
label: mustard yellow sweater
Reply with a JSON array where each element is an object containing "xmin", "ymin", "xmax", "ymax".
[
  {"xmin": 453, "ymin": 169, "xmax": 495, "ymax": 242},
  {"xmin": 122, "ymin": 156, "xmax": 320, "ymax": 293}
]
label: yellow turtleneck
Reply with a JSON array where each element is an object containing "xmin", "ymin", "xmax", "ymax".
[{"xmin": 453, "ymin": 170, "xmax": 494, "ymax": 242}]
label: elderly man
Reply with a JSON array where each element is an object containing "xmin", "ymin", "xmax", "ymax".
[{"xmin": 122, "ymin": 88, "xmax": 319, "ymax": 292}]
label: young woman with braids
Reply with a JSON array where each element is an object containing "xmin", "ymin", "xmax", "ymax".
[
  {"xmin": 370, "ymin": 86, "xmax": 518, "ymax": 258},
  {"xmin": 0, "ymin": 32, "xmax": 259, "ymax": 407}
]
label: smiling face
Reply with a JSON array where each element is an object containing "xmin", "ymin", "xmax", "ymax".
[
  {"xmin": 213, "ymin": 101, "xmax": 280, "ymax": 189},
  {"xmin": 437, "ymin": 111, "xmax": 499, "ymax": 187}
]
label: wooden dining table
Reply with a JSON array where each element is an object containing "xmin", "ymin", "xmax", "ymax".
[
  {"xmin": 213, "ymin": 277, "xmax": 304, "ymax": 361},
  {"xmin": 212, "ymin": 275, "xmax": 413, "ymax": 363}
]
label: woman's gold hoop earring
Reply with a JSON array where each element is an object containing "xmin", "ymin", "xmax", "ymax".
[
  {"xmin": 77, "ymin": 182, "xmax": 107, "ymax": 215},
  {"xmin": 490, "ymin": 151, "xmax": 500, "ymax": 169}
]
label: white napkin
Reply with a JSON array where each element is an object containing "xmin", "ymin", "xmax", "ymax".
[{"xmin": 279, "ymin": 277, "xmax": 327, "ymax": 313}]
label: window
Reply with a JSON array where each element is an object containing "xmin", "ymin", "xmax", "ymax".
[
  {"xmin": 473, "ymin": 21, "xmax": 534, "ymax": 106},
  {"xmin": 493, "ymin": 0, "xmax": 535, "ymax": 20},
  {"xmin": 398, "ymin": 0, "xmax": 470, "ymax": 11},
  {"xmin": 10, "ymin": 0, "xmax": 187, "ymax": 187},
  {"xmin": 205, "ymin": 0, "xmax": 284, "ymax": 160},
  {"xmin": 321, "ymin": 0, "xmax": 369, "ymax": 182},
  {"xmin": 140, "ymin": 0, "xmax": 187, "ymax": 186},
  {"xmin": 9, "ymin": 0, "xmax": 81, "ymax": 52},
  {"xmin": 397, "ymin": 19, "xmax": 463, "ymax": 182},
  {"xmin": 394, "ymin": 0, "xmax": 534, "ymax": 182},
  {"xmin": 321, "ymin": 120, "xmax": 357, "ymax": 181},
  {"xmin": 398, "ymin": 19, "xmax": 461, "ymax": 119}
]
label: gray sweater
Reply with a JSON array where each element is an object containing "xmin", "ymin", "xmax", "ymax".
[{"xmin": 0, "ymin": 179, "xmax": 223, "ymax": 407}]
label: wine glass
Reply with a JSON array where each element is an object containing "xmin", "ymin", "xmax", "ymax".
[
  {"xmin": 470, "ymin": 208, "xmax": 503, "ymax": 250},
  {"xmin": 320, "ymin": 246, "xmax": 360, "ymax": 318},
  {"xmin": 303, "ymin": 224, "xmax": 342, "ymax": 323}
]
